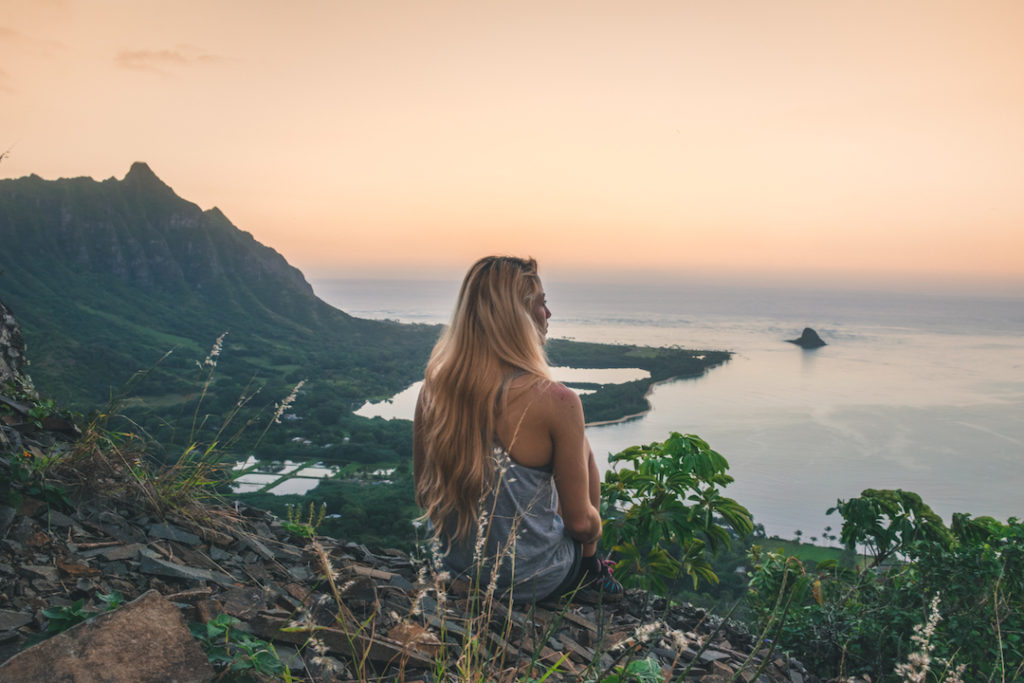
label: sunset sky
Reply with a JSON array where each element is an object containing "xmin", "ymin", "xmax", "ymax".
[{"xmin": 3, "ymin": 1, "xmax": 1023, "ymax": 292}]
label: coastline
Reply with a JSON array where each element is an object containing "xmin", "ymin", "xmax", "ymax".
[
  {"xmin": 584, "ymin": 374, "xmax": 680, "ymax": 427},
  {"xmin": 549, "ymin": 338, "xmax": 732, "ymax": 425}
]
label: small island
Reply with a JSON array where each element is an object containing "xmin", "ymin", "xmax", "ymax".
[{"xmin": 786, "ymin": 327, "xmax": 827, "ymax": 349}]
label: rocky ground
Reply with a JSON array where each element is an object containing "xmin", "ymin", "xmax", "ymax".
[
  {"xmin": 0, "ymin": 297, "xmax": 821, "ymax": 681},
  {"xmin": 0, "ymin": 408, "xmax": 820, "ymax": 682}
]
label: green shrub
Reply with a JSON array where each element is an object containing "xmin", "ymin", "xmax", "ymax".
[
  {"xmin": 601, "ymin": 432, "xmax": 753, "ymax": 592},
  {"xmin": 746, "ymin": 489, "xmax": 1024, "ymax": 681}
]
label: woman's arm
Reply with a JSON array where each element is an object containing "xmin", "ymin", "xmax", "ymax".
[{"xmin": 546, "ymin": 383, "xmax": 603, "ymax": 547}]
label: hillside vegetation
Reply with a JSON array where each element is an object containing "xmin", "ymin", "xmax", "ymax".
[{"xmin": 0, "ymin": 163, "xmax": 727, "ymax": 469}]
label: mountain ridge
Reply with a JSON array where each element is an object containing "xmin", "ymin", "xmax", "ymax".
[
  {"xmin": 1, "ymin": 162, "xmax": 314, "ymax": 302},
  {"xmin": 0, "ymin": 164, "xmax": 435, "ymax": 410}
]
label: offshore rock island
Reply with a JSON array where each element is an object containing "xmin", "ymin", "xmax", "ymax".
[{"xmin": 786, "ymin": 327, "xmax": 827, "ymax": 349}]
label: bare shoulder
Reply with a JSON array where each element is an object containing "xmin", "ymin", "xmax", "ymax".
[
  {"xmin": 539, "ymin": 379, "xmax": 578, "ymax": 401},
  {"xmin": 505, "ymin": 376, "xmax": 583, "ymax": 424},
  {"xmin": 531, "ymin": 379, "xmax": 583, "ymax": 418}
]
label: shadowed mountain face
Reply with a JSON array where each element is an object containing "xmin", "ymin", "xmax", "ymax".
[
  {"xmin": 0, "ymin": 163, "xmax": 437, "ymax": 408},
  {"xmin": 3, "ymin": 162, "xmax": 316, "ymax": 324}
]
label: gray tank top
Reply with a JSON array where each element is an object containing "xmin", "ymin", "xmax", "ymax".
[{"xmin": 439, "ymin": 444, "xmax": 576, "ymax": 602}]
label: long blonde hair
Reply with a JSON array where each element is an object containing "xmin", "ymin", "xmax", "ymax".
[{"xmin": 416, "ymin": 256, "xmax": 550, "ymax": 541}]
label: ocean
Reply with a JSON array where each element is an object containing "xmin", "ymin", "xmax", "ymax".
[{"xmin": 311, "ymin": 277, "xmax": 1024, "ymax": 539}]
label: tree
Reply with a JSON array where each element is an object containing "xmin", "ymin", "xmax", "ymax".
[{"xmin": 828, "ymin": 488, "xmax": 952, "ymax": 567}]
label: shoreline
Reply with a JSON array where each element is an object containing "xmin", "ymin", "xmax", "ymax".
[
  {"xmin": 581, "ymin": 352, "xmax": 732, "ymax": 427},
  {"xmin": 547, "ymin": 338, "xmax": 733, "ymax": 427},
  {"xmin": 584, "ymin": 374, "xmax": 679, "ymax": 428}
]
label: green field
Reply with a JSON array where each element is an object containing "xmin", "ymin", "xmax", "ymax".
[{"xmin": 759, "ymin": 537, "xmax": 868, "ymax": 568}]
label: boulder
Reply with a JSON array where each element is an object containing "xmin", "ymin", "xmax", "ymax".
[
  {"xmin": 786, "ymin": 327, "xmax": 826, "ymax": 349},
  {"xmin": 0, "ymin": 590, "xmax": 214, "ymax": 682}
]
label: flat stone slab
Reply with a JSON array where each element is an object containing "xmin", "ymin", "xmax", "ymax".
[
  {"xmin": 21, "ymin": 565, "xmax": 59, "ymax": 583},
  {"xmin": 43, "ymin": 509, "xmax": 76, "ymax": 527},
  {"xmin": 140, "ymin": 554, "xmax": 236, "ymax": 587},
  {"xmin": 0, "ymin": 610, "xmax": 31, "ymax": 630},
  {"xmin": 100, "ymin": 542, "xmax": 145, "ymax": 561},
  {"xmin": 149, "ymin": 522, "xmax": 202, "ymax": 546}
]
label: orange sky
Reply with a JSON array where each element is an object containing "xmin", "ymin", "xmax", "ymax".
[{"xmin": 2, "ymin": 1, "xmax": 1023, "ymax": 292}]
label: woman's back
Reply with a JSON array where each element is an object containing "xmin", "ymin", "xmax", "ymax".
[
  {"xmin": 495, "ymin": 375, "xmax": 562, "ymax": 469},
  {"xmin": 436, "ymin": 437, "xmax": 577, "ymax": 602},
  {"xmin": 414, "ymin": 256, "xmax": 612, "ymax": 603}
]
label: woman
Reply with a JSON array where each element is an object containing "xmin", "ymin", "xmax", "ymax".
[{"xmin": 413, "ymin": 256, "xmax": 620, "ymax": 602}]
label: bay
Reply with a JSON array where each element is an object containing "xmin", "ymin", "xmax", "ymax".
[{"xmin": 312, "ymin": 277, "xmax": 1024, "ymax": 538}]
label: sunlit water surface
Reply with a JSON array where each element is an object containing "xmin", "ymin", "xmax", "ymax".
[{"xmin": 311, "ymin": 278, "xmax": 1024, "ymax": 538}]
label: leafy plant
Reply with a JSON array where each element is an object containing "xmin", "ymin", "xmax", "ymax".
[
  {"xmin": 189, "ymin": 613, "xmax": 286, "ymax": 680},
  {"xmin": 22, "ymin": 591, "xmax": 127, "ymax": 648},
  {"xmin": 41, "ymin": 599, "xmax": 89, "ymax": 634},
  {"xmin": 746, "ymin": 546, "xmax": 859, "ymax": 672},
  {"xmin": 283, "ymin": 500, "xmax": 326, "ymax": 539},
  {"xmin": 27, "ymin": 398, "xmax": 59, "ymax": 428},
  {"xmin": 599, "ymin": 656, "xmax": 664, "ymax": 682},
  {"xmin": 1, "ymin": 448, "xmax": 72, "ymax": 511},
  {"xmin": 601, "ymin": 432, "xmax": 753, "ymax": 592},
  {"xmin": 97, "ymin": 590, "xmax": 124, "ymax": 611}
]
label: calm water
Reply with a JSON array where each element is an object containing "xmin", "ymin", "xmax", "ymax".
[{"xmin": 312, "ymin": 277, "xmax": 1024, "ymax": 539}]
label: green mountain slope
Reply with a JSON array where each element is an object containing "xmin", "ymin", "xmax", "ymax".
[{"xmin": 0, "ymin": 163, "xmax": 437, "ymax": 413}]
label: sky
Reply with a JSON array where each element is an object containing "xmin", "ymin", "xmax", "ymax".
[{"xmin": 2, "ymin": 1, "xmax": 1023, "ymax": 293}]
